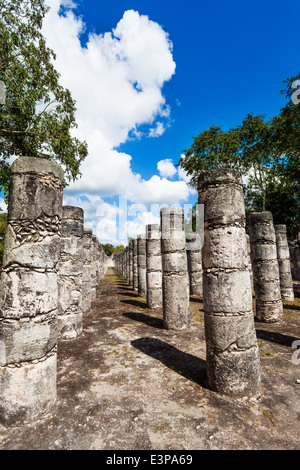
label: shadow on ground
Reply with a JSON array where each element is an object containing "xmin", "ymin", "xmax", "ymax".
[
  {"xmin": 131, "ymin": 337, "xmax": 207, "ymax": 388},
  {"xmin": 121, "ymin": 299, "xmax": 148, "ymax": 309},
  {"xmin": 123, "ymin": 311, "xmax": 164, "ymax": 329},
  {"xmin": 256, "ymin": 329, "xmax": 299, "ymax": 347}
]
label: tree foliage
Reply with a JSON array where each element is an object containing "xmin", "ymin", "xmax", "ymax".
[
  {"xmin": 0, "ymin": 0, "xmax": 88, "ymax": 197},
  {"xmin": 101, "ymin": 243, "xmax": 125, "ymax": 256},
  {"xmin": 178, "ymin": 74, "xmax": 300, "ymax": 238}
]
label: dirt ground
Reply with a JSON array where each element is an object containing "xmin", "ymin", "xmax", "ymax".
[{"xmin": 0, "ymin": 268, "xmax": 300, "ymax": 450}]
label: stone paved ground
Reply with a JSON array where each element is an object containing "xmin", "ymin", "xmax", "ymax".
[{"xmin": 0, "ymin": 268, "xmax": 300, "ymax": 450}]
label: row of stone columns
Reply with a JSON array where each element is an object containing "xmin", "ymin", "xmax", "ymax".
[
  {"xmin": 57, "ymin": 208, "xmax": 109, "ymax": 340},
  {"xmin": 2, "ymin": 157, "xmax": 292, "ymax": 425},
  {"xmin": 0, "ymin": 156, "xmax": 109, "ymax": 426},
  {"xmin": 115, "ymin": 220, "xmax": 203, "ymax": 313},
  {"xmin": 115, "ymin": 169, "xmax": 295, "ymax": 399}
]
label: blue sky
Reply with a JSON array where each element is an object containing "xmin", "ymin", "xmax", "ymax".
[
  {"xmin": 76, "ymin": 0, "xmax": 299, "ymax": 180},
  {"xmin": 2, "ymin": 0, "xmax": 299, "ymax": 244}
]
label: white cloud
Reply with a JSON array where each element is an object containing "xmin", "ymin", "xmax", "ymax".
[
  {"xmin": 149, "ymin": 122, "xmax": 165, "ymax": 138},
  {"xmin": 0, "ymin": 198, "xmax": 7, "ymax": 213},
  {"xmin": 42, "ymin": 2, "xmax": 194, "ymax": 243},
  {"xmin": 157, "ymin": 158, "xmax": 177, "ymax": 178}
]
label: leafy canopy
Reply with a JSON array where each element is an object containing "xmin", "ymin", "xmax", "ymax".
[
  {"xmin": 0, "ymin": 0, "xmax": 88, "ymax": 197},
  {"xmin": 178, "ymin": 74, "xmax": 300, "ymax": 237}
]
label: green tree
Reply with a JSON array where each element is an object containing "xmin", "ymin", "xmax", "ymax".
[
  {"xmin": 101, "ymin": 243, "xmax": 115, "ymax": 257},
  {"xmin": 178, "ymin": 126, "xmax": 241, "ymax": 188},
  {"xmin": 0, "ymin": 0, "xmax": 88, "ymax": 198},
  {"xmin": 237, "ymin": 113, "xmax": 279, "ymax": 211},
  {"xmin": 270, "ymin": 73, "xmax": 300, "ymax": 235},
  {"xmin": 114, "ymin": 245, "xmax": 125, "ymax": 254}
]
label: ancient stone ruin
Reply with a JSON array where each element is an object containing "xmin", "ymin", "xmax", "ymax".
[
  {"xmin": 161, "ymin": 207, "xmax": 190, "ymax": 330},
  {"xmin": 145, "ymin": 223, "xmax": 163, "ymax": 310},
  {"xmin": 0, "ymin": 156, "xmax": 64, "ymax": 426},
  {"xmin": 0, "ymin": 156, "xmax": 109, "ymax": 426},
  {"xmin": 198, "ymin": 169, "xmax": 261, "ymax": 396},
  {"xmin": 274, "ymin": 224, "xmax": 294, "ymax": 302},
  {"xmin": 0, "ymin": 156, "xmax": 297, "ymax": 431},
  {"xmin": 248, "ymin": 211, "xmax": 283, "ymax": 323},
  {"xmin": 137, "ymin": 234, "xmax": 147, "ymax": 298},
  {"xmin": 186, "ymin": 232, "xmax": 203, "ymax": 297},
  {"xmin": 57, "ymin": 206, "xmax": 84, "ymax": 340}
]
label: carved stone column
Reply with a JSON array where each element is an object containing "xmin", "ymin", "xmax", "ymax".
[
  {"xmin": 90, "ymin": 235, "xmax": 98, "ymax": 300},
  {"xmin": 137, "ymin": 234, "xmax": 147, "ymax": 298},
  {"xmin": 146, "ymin": 224, "xmax": 163, "ymax": 309},
  {"xmin": 57, "ymin": 206, "xmax": 84, "ymax": 339},
  {"xmin": 161, "ymin": 208, "xmax": 190, "ymax": 330},
  {"xmin": 198, "ymin": 169, "xmax": 261, "ymax": 396},
  {"xmin": 274, "ymin": 225, "xmax": 294, "ymax": 302},
  {"xmin": 82, "ymin": 228, "xmax": 92, "ymax": 313},
  {"xmin": 186, "ymin": 232, "xmax": 203, "ymax": 297},
  {"xmin": 133, "ymin": 238, "xmax": 138, "ymax": 290},
  {"xmin": 0, "ymin": 156, "xmax": 64, "ymax": 425},
  {"xmin": 249, "ymin": 212, "xmax": 283, "ymax": 323}
]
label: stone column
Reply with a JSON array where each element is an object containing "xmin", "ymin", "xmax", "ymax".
[
  {"xmin": 246, "ymin": 234, "xmax": 254, "ymax": 289},
  {"xmin": 198, "ymin": 169, "xmax": 261, "ymax": 397},
  {"xmin": 95, "ymin": 240, "xmax": 101, "ymax": 286},
  {"xmin": 125, "ymin": 246, "xmax": 130, "ymax": 284},
  {"xmin": 137, "ymin": 234, "xmax": 147, "ymax": 298},
  {"xmin": 90, "ymin": 235, "xmax": 98, "ymax": 300},
  {"xmin": 186, "ymin": 232, "xmax": 203, "ymax": 297},
  {"xmin": 129, "ymin": 240, "xmax": 133, "ymax": 286},
  {"xmin": 0, "ymin": 156, "xmax": 64, "ymax": 426},
  {"xmin": 249, "ymin": 212, "xmax": 283, "ymax": 323},
  {"xmin": 289, "ymin": 240, "xmax": 300, "ymax": 281},
  {"xmin": 160, "ymin": 208, "xmax": 190, "ymax": 330},
  {"xmin": 274, "ymin": 225, "xmax": 294, "ymax": 302},
  {"xmin": 121, "ymin": 251, "xmax": 125, "ymax": 279},
  {"xmin": 146, "ymin": 224, "xmax": 163, "ymax": 309},
  {"xmin": 82, "ymin": 228, "xmax": 92, "ymax": 313},
  {"xmin": 57, "ymin": 206, "xmax": 84, "ymax": 339},
  {"xmin": 133, "ymin": 238, "xmax": 138, "ymax": 290}
]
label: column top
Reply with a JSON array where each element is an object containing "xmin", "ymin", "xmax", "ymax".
[
  {"xmin": 198, "ymin": 168, "xmax": 242, "ymax": 191},
  {"xmin": 63, "ymin": 206, "xmax": 84, "ymax": 221},
  {"xmin": 248, "ymin": 211, "xmax": 273, "ymax": 225},
  {"xmin": 11, "ymin": 156, "xmax": 65, "ymax": 181}
]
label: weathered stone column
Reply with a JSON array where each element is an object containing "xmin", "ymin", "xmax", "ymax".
[
  {"xmin": 129, "ymin": 240, "xmax": 133, "ymax": 286},
  {"xmin": 289, "ymin": 240, "xmax": 300, "ymax": 281},
  {"xmin": 161, "ymin": 208, "xmax": 190, "ymax": 330},
  {"xmin": 274, "ymin": 225, "xmax": 294, "ymax": 302},
  {"xmin": 146, "ymin": 224, "xmax": 163, "ymax": 309},
  {"xmin": 133, "ymin": 238, "xmax": 138, "ymax": 290},
  {"xmin": 95, "ymin": 240, "xmax": 101, "ymax": 286},
  {"xmin": 249, "ymin": 212, "xmax": 283, "ymax": 323},
  {"xmin": 246, "ymin": 234, "xmax": 254, "ymax": 289},
  {"xmin": 82, "ymin": 228, "xmax": 92, "ymax": 313},
  {"xmin": 0, "ymin": 156, "xmax": 64, "ymax": 425},
  {"xmin": 122, "ymin": 250, "xmax": 126, "ymax": 279},
  {"xmin": 198, "ymin": 169, "xmax": 261, "ymax": 397},
  {"xmin": 125, "ymin": 246, "xmax": 130, "ymax": 283},
  {"xmin": 90, "ymin": 235, "xmax": 98, "ymax": 300},
  {"xmin": 137, "ymin": 234, "xmax": 147, "ymax": 298},
  {"xmin": 186, "ymin": 232, "xmax": 203, "ymax": 297},
  {"xmin": 57, "ymin": 206, "xmax": 84, "ymax": 339}
]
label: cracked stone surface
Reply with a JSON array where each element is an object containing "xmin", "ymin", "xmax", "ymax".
[{"xmin": 0, "ymin": 268, "xmax": 300, "ymax": 450}]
